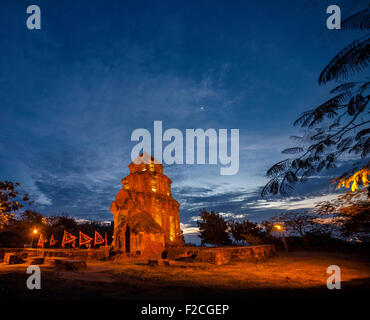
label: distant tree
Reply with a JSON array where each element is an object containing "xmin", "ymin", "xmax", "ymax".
[
  {"xmin": 0, "ymin": 209, "xmax": 114, "ymax": 248},
  {"xmin": 20, "ymin": 210, "xmax": 45, "ymax": 225},
  {"xmin": 46, "ymin": 214, "xmax": 79, "ymax": 244},
  {"xmin": 262, "ymin": 5, "xmax": 370, "ymax": 197},
  {"xmin": 21, "ymin": 210, "xmax": 47, "ymax": 244},
  {"xmin": 267, "ymin": 212, "xmax": 325, "ymax": 246},
  {"xmin": 0, "ymin": 181, "xmax": 31, "ymax": 230},
  {"xmin": 0, "ymin": 210, "xmax": 45, "ymax": 248},
  {"xmin": 316, "ymin": 193, "xmax": 370, "ymax": 242},
  {"xmin": 46, "ymin": 214, "xmax": 78, "ymax": 229},
  {"xmin": 197, "ymin": 209, "xmax": 231, "ymax": 246},
  {"xmin": 44, "ymin": 215, "xmax": 113, "ymax": 248},
  {"xmin": 261, "ymin": 220, "xmax": 274, "ymax": 234},
  {"xmin": 228, "ymin": 220, "xmax": 264, "ymax": 245}
]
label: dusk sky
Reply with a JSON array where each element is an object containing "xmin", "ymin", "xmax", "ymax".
[{"xmin": 0, "ymin": 0, "xmax": 367, "ymax": 242}]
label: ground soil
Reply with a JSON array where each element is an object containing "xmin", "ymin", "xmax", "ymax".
[{"xmin": 0, "ymin": 251, "xmax": 369, "ymax": 300}]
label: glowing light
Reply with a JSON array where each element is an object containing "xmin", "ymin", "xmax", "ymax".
[
  {"xmin": 152, "ymin": 188, "xmax": 157, "ymax": 192},
  {"xmin": 33, "ymin": 229, "xmax": 38, "ymax": 234},
  {"xmin": 169, "ymin": 216, "xmax": 175, "ymax": 241},
  {"xmin": 274, "ymin": 224, "xmax": 282, "ymax": 231}
]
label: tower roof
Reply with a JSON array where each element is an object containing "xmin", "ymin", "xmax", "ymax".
[
  {"xmin": 132, "ymin": 151, "xmax": 160, "ymax": 165},
  {"xmin": 129, "ymin": 152, "xmax": 163, "ymax": 174}
]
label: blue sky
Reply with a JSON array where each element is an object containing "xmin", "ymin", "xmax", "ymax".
[{"xmin": 0, "ymin": 0, "xmax": 367, "ymax": 242}]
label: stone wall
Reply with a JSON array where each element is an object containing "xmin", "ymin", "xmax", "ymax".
[
  {"xmin": 168, "ymin": 244, "xmax": 277, "ymax": 265},
  {"xmin": 0, "ymin": 248, "xmax": 109, "ymax": 261},
  {"xmin": 1, "ymin": 245, "xmax": 276, "ymax": 265}
]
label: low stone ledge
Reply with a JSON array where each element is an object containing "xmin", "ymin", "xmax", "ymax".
[
  {"xmin": 0, "ymin": 248, "xmax": 109, "ymax": 261},
  {"xmin": 168, "ymin": 244, "xmax": 276, "ymax": 265},
  {"xmin": 4, "ymin": 253, "xmax": 26, "ymax": 265},
  {"xmin": 28, "ymin": 257, "xmax": 45, "ymax": 265}
]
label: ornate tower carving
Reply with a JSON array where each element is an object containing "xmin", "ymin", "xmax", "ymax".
[{"xmin": 111, "ymin": 153, "xmax": 182, "ymax": 257}]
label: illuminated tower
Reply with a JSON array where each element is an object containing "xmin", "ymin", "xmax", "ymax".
[{"xmin": 111, "ymin": 153, "xmax": 182, "ymax": 257}]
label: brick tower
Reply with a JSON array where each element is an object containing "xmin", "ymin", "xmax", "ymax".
[{"xmin": 111, "ymin": 152, "xmax": 183, "ymax": 257}]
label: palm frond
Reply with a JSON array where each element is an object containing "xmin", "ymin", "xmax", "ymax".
[
  {"xmin": 359, "ymin": 81, "xmax": 370, "ymax": 94},
  {"xmin": 329, "ymin": 121, "xmax": 340, "ymax": 129},
  {"xmin": 341, "ymin": 8, "xmax": 370, "ymax": 30},
  {"xmin": 279, "ymin": 181, "xmax": 293, "ymax": 197},
  {"xmin": 319, "ymin": 38, "xmax": 370, "ymax": 84},
  {"xmin": 337, "ymin": 137, "xmax": 353, "ymax": 151},
  {"xmin": 282, "ymin": 147, "xmax": 304, "ymax": 154},
  {"xmin": 300, "ymin": 169, "xmax": 313, "ymax": 182},
  {"xmin": 294, "ymin": 110, "xmax": 314, "ymax": 127},
  {"xmin": 289, "ymin": 135, "xmax": 303, "ymax": 142},
  {"xmin": 261, "ymin": 178, "xmax": 279, "ymax": 197},
  {"xmin": 266, "ymin": 159, "xmax": 290, "ymax": 177},
  {"xmin": 310, "ymin": 131, "xmax": 327, "ymax": 141},
  {"xmin": 355, "ymin": 128, "xmax": 370, "ymax": 140},
  {"xmin": 329, "ymin": 82, "xmax": 357, "ymax": 94},
  {"xmin": 348, "ymin": 137, "xmax": 370, "ymax": 157},
  {"xmin": 347, "ymin": 94, "xmax": 367, "ymax": 115},
  {"xmin": 284, "ymin": 171, "xmax": 298, "ymax": 183},
  {"xmin": 295, "ymin": 92, "xmax": 348, "ymax": 128},
  {"xmin": 317, "ymin": 160, "xmax": 326, "ymax": 172},
  {"xmin": 362, "ymin": 138, "xmax": 370, "ymax": 157}
]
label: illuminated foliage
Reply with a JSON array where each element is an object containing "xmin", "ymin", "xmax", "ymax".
[
  {"xmin": 332, "ymin": 166, "xmax": 369, "ymax": 192},
  {"xmin": 0, "ymin": 212, "xmax": 13, "ymax": 230},
  {"xmin": 0, "ymin": 181, "xmax": 31, "ymax": 230}
]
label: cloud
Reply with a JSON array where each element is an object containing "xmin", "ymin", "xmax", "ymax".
[
  {"xmin": 180, "ymin": 223, "xmax": 199, "ymax": 235},
  {"xmin": 34, "ymin": 192, "xmax": 53, "ymax": 206},
  {"xmin": 250, "ymin": 193, "xmax": 339, "ymax": 211},
  {"xmin": 0, "ymin": 1, "xmax": 364, "ymax": 236}
]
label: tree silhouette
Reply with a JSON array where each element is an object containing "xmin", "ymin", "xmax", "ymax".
[
  {"xmin": 316, "ymin": 194, "xmax": 370, "ymax": 241},
  {"xmin": 197, "ymin": 209, "xmax": 231, "ymax": 246},
  {"xmin": 228, "ymin": 220, "xmax": 264, "ymax": 245},
  {"xmin": 262, "ymin": 5, "xmax": 370, "ymax": 197},
  {"xmin": 268, "ymin": 212, "xmax": 317, "ymax": 244}
]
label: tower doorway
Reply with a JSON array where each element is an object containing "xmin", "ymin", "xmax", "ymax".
[{"xmin": 125, "ymin": 226, "xmax": 131, "ymax": 253}]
